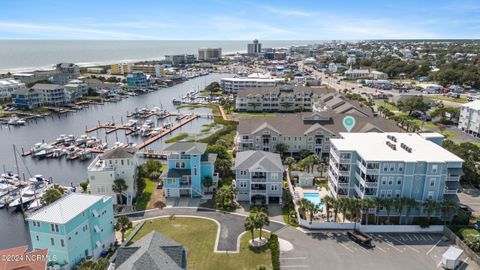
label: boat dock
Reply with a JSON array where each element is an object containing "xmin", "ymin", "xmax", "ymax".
[
  {"xmin": 135, "ymin": 114, "xmax": 200, "ymax": 150},
  {"xmin": 141, "ymin": 149, "xmax": 167, "ymax": 159}
]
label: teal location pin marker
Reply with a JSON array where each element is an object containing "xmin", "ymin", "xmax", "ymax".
[{"xmin": 343, "ymin": 116, "xmax": 356, "ymax": 132}]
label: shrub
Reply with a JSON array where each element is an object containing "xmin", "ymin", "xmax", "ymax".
[
  {"xmin": 416, "ymin": 217, "xmax": 429, "ymax": 228},
  {"xmin": 269, "ymin": 234, "xmax": 280, "ymax": 270}
]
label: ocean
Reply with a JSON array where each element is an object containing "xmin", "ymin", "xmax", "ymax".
[{"xmin": 0, "ymin": 40, "xmax": 322, "ymax": 73}]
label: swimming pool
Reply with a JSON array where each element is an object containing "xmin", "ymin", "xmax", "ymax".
[{"xmin": 303, "ymin": 192, "xmax": 324, "ymax": 207}]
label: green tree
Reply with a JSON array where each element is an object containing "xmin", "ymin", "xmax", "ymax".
[
  {"xmin": 423, "ymin": 200, "xmax": 441, "ymax": 224},
  {"xmin": 361, "ymin": 198, "xmax": 376, "ymax": 225},
  {"xmin": 440, "ymin": 200, "xmax": 458, "ymax": 225},
  {"xmin": 206, "ymin": 144, "xmax": 229, "ymax": 160},
  {"xmin": 115, "ymin": 216, "xmax": 132, "ymax": 243},
  {"xmin": 79, "ymin": 179, "xmax": 89, "ymax": 193},
  {"xmin": 323, "ymin": 195, "xmax": 334, "ymax": 221},
  {"xmin": 253, "ymin": 210, "xmax": 270, "ymax": 240},
  {"xmin": 112, "ymin": 178, "xmax": 128, "ymax": 205},
  {"xmin": 77, "ymin": 258, "xmax": 110, "ymax": 270},
  {"xmin": 274, "ymin": 143, "xmax": 288, "ymax": 156},
  {"xmin": 215, "ymin": 158, "xmax": 233, "ymax": 178},
  {"xmin": 284, "ymin": 157, "xmax": 296, "ymax": 174},
  {"xmin": 397, "ymin": 96, "xmax": 430, "ymax": 116},
  {"xmin": 404, "ymin": 198, "xmax": 419, "ymax": 225},
  {"xmin": 41, "ymin": 186, "xmax": 64, "ymax": 205},
  {"xmin": 244, "ymin": 215, "xmax": 256, "ymax": 241},
  {"xmin": 465, "ymin": 234, "xmax": 480, "ymax": 252}
]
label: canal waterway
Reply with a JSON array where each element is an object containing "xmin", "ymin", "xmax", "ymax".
[{"xmin": 0, "ymin": 73, "xmax": 227, "ymax": 249}]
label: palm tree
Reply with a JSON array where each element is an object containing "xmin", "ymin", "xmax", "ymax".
[
  {"xmin": 361, "ymin": 198, "xmax": 376, "ymax": 225},
  {"xmin": 298, "ymin": 198, "xmax": 311, "ymax": 220},
  {"xmin": 383, "ymin": 198, "xmax": 395, "ymax": 224},
  {"xmin": 374, "ymin": 198, "xmax": 384, "ymax": 224},
  {"xmin": 423, "ymin": 200, "xmax": 441, "ymax": 224},
  {"xmin": 331, "ymin": 199, "xmax": 340, "ymax": 222},
  {"xmin": 244, "ymin": 215, "xmax": 256, "ymax": 241},
  {"xmin": 338, "ymin": 197, "xmax": 350, "ymax": 222},
  {"xmin": 308, "ymin": 203, "xmax": 319, "ymax": 224},
  {"xmin": 350, "ymin": 198, "xmax": 362, "ymax": 223},
  {"xmin": 115, "ymin": 216, "xmax": 132, "ymax": 243},
  {"xmin": 317, "ymin": 162, "xmax": 327, "ymax": 178},
  {"xmin": 112, "ymin": 178, "xmax": 128, "ymax": 205},
  {"xmin": 323, "ymin": 195, "xmax": 334, "ymax": 221},
  {"xmin": 393, "ymin": 198, "xmax": 405, "ymax": 225},
  {"xmin": 275, "ymin": 143, "xmax": 289, "ymax": 157},
  {"xmin": 440, "ymin": 200, "xmax": 458, "ymax": 225},
  {"xmin": 254, "ymin": 211, "xmax": 270, "ymax": 240},
  {"xmin": 404, "ymin": 198, "xmax": 419, "ymax": 225},
  {"xmin": 284, "ymin": 156, "xmax": 295, "ymax": 177}
]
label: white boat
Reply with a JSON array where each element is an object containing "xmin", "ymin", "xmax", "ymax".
[
  {"xmin": 65, "ymin": 134, "xmax": 76, "ymax": 142},
  {"xmin": 76, "ymin": 134, "xmax": 89, "ymax": 145},
  {"xmin": 33, "ymin": 145, "xmax": 54, "ymax": 158},
  {"xmin": 113, "ymin": 142, "xmax": 125, "ymax": 149},
  {"xmin": 1, "ymin": 172, "xmax": 19, "ymax": 181},
  {"xmin": 0, "ymin": 183, "xmax": 13, "ymax": 197},
  {"xmin": 30, "ymin": 142, "xmax": 47, "ymax": 154},
  {"xmin": 55, "ymin": 134, "xmax": 67, "ymax": 143},
  {"xmin": 8, "ymin": 116, "xmax": 26, "ymax": 126},
  {"xmin": 148, "ymin": 127, "xmax": 163, "ymax": 137},
  {"xmin": 28, "ymin": 197, "xmax": 43, "ymax": 210},
  {"xmin": 9, "ymin": 183, "xmax": 46, "ymax": 208},
  {"xmin": 127, "ymin": 119, "xmax": 138, "ymax": 127},
  {"xmin": 29, "ymin": 174, "xmax": 50, "ymax": 184}
]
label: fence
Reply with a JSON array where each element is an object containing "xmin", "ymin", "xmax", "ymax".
[{"xmin": 443, "ymin": 226, "xmax": 480, "ymax": 266}]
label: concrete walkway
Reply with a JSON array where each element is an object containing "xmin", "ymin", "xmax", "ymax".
[{"xmin": 121, "ymin": 207, "xmax": 285, "ymax": 252}]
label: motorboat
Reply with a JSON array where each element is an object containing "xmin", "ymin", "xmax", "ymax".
[
  {"xmin": 7, "ymin": 116, "xmax": 26, "ymax": 126},
  {"xmin": 9, "ymin": 182, "xmax": 46, "ymax": 208},
  {"xmin": 0, "ymin": 183, "xmax": 14, "ymax": 197},
  {"xmin": 65, "ymin": 134, "xmax": 76, "ymax": 143},
  {"xmin": 29, "ymin": 174, "xmax": 50, "ymax": 184},
  {"xmin": 51, "ymin": 148, "xmax": 67, "ymax": 158},
  {"xmin": 113, "ymin": 142, "xmax": 125, "ymax": 149},
  {"xmin": 148, "ymin": 127, "xmax": 163, "ymax": 137},
  {"xmin": 33, "ymin": 145, "xmax": 54, "ymax": 158},
  {"xmin": 30, "ymin": 142, "xmax": 47, "ymax": 154},
  {"xmin": 126, "ymin": 119, "xmax": 138, "ymax": 127},
  {"xmin": 76, "ymin": 134, "xmax": 89, "ymax": 145},
  {"xmin": 28, "ymin": 197, "xmax": 43, "ymax": 210},
  {"xmin": 55, "ymin": 134, "xmax": 67, "ymax": 144},
  {"xmin": 1, "ymin": 172, "xmax": 19, "ymax": 181}
]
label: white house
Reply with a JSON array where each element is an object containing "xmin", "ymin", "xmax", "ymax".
[
  {"xmin": 458, "ymin": 100, "xmax": 480, "ymax": 137},
  {"xmin": 87, "ymin": 147, "xmax": 138, "ymax": 205}
]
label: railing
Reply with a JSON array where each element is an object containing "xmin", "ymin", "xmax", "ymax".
[
  {"xmin": 446, "ymin": 176, "xmax": 460, "ymax": 181},
  {"xmin": 240, "ymin": 139, "xmax": 254, "ymax": 143},
  {"xmin": 356, "ymin": 172, "xmax": 378, "ymax": 188},
  {"xmin": 354, "ymin": 185, "xmax": 364, "ymax": 196},
  {"xmin": 251, "ymin": 178, "xmax": 267, "ymax": 183},
  {"xmin": 366, "ymin": 168, "xmax": 379, "ymax": 175},
  {"xmin": 251, "ymin": 189, "xmax": 267, "ymax": 194},
  {"xmin": 444, "ymin": 188, "xmax": 457, "ymax": 195},
  {"xmin": 357, "ymin": 160, "xmax": 366, "ymax": 172},
  {"xmin": 169, "ymin": 154, "xmax": 191, "ymax": 160},
  {"xmin": 330, "ymin": 150, "xmax": 340, "ymax": 163}
]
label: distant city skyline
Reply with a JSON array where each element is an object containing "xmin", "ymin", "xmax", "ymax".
[{"xmin": 1, "ymin": 0, "xmax": 480, "ymax": 40}]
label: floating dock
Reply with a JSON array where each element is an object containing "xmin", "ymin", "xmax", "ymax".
[{"xmin": 135, "ymin": 114, "xmax": 199, "ymax": 150}]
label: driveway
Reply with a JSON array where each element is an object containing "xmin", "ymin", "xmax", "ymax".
[
  {"xmin": 121, "ymin": 207, "xmax": 285, "ymax": 252},
  {"xmin": 458, "ymin": 187, "xmax": 480, "ymax": 215}
]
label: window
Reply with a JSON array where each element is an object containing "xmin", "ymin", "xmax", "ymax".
[
  {"xmin": 390, "ymin": 164, "xmax": 395, "ymax": 172},
  {"xmin": 380, "ymin": 190, "xmax": 386, "ymax": 198},
  {"xmin": 271, "ymin": 184, "xmax": 278, "ymax": 191},
  {"xmin": 239, "ymin": 181, "xmax": 247, "ymax": 188},
  {"xmin": 388, "ymin": 177, "xmax": 393, "ymax": 185},
  {"xmin": 395, "ymin": 190, "xmax": 401, "ymax": 198},
  {"xmin": 121, "ymin": 160, "xmax": 124, "ymax": 166},
  {"xmin": 398, "ymin": 163, "xmax": 404, "ymax": 172},
  {"xmin": 428, "ymin": 191, "xmax": 434, "ymax": 200},
  {"xmin": 36, "ymin": 235, "xmax": 39, "ymax": 241},
  {"xmin": 430, "ymin": 178, "xmax": 435, "ymax": 187},
  {"xmin": 383, "ymin": 164, "xmax": 388, "ymax": 172},
  {"xmin": 397, "ymin": 177, "xmax": 402, "ymax": 185},
  {"xmin": 381, "ymin": 177, "xmax": 387, "ymax": 185},
  {"xmin": 61, "ymin": 239, "xmax": 65, "ymax": 247},
  {"xmin": 431, "ymin": 165, "xmax": 438, "ymax": 173},
  {"xmin": 271, "ymin": 173, "xmax": 278, "ymax": 180},
  {"xmin": 194, "ymin": 165, "xmax": 197, "ymax": 176},
  {"xmin": 387, "ymin": 190, "xmax": 392, "ymax": 198},
  {"xmin": 239, "ymin": 170, "xmax": 247, "ymax": 176},
  {"xmin": 51, "ymin": 224, "xmax": 59, "ymax": 233},
  {"xmin": 50, "ymin": 238, "xmax": 55, "ymax": 246}
]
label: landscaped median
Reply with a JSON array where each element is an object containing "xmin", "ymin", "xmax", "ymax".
[{"xmin": 129, "ymin": 216, "xmax": 272, "ymax": 269}]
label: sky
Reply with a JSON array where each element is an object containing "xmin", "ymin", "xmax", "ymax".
[{"xmin": 0, "ymin": 0, "xmax": 480, "ymax": 40}]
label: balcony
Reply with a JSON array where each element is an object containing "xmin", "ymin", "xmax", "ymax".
[
  {"xmin": 169, "ymin": 154, "xmax": 191, "ymax": 160},
  {"xmin": 446, "ymin": 176, "xmax": 460, "ymax": 181},
  {"xmin": 330, "ymin": 150, "xmax": 340, "ymax": 162},
  {"xmin": 444, "ymin": 188, "xmax": 457, "ymax": 195},
  {"xmin": 251, "ymin": 189, "xmax": 267, "ymax": 194},
  {"xmin": 240, "ymin": 139, "xmax": 254, "ymax": 143},
  {"xmin": 356, "ymin": 172, "xmax": 379, "ymax": 188},
  {"xmin": 251, "ymin": 177, "xmax": 267, "ymax": 183},
  {"xmin": 357, "ymin": 160, "xmax": 366, "ymax": 172}
]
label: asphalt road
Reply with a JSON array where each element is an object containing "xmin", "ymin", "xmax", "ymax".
[{"xmin": 122, "ymin": 207, "xmax": 285, "ymax": 252}]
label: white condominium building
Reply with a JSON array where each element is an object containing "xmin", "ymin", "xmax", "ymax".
[{"xmin": 458, "ymin": 100, "xmax": 480, "ymax": 137}]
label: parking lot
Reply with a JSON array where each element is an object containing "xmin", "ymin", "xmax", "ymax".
[{"xmin": 277, "ymin": 229, "xmax": 480, "ymax": 270}]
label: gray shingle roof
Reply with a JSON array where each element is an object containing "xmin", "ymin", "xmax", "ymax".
[
  {"xmin": 238, "ymin": 112, "xmax": 400, "ymax": 136},
  {"xmin": 235, "ymin": 151, "xmax": 283, "ymax": 172},
  {"xmin": 115, "ymin": 231, "xmax": 186, "ymax": 270},
  {"xmin": 101, "ymin": 147, "xmax": 137, "ymax": 160},
  {"xmin": 164, "ymin": 142, "xmax": 207, "ymax": 155},
  {"xmin": 31, "ymin": 83, "xmax": 64, "ymax": 90}
]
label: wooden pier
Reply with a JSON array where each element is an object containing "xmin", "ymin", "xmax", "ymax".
[
  {"xmin": 142, "ymin": 150, "xmax": 167, "ymax": 159},
  {"xmin": 135, "ymin": 114, "xmax": 200, "ymax": 150}
]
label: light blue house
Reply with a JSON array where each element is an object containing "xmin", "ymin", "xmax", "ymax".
[
  {"xmin": 27, "ymin": 193, "xmax": 115, "ymax": 269},
  {"xmin": 328, "ymin": 132, "xmax": 464, "ymax": 224},
  {"xmin": 162, "ymin": 142, "xmax": 218, "ymax": 198},
  {"xmin": 126, "ymin": 71, "xmax": 150, "ymax": 88}
]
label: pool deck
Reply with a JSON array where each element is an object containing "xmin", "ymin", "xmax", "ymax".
[{"xmin": 293, "ymin": 184, "xmax": 346, "ymax": 222}]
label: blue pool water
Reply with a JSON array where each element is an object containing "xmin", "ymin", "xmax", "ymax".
[{"xmin": 303, "ymin": 193, "xmax": 324, "ymax": 207}]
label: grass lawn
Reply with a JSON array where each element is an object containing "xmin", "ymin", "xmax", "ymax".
[
  {"xmin": 375, "ymin": 101, "xmax": 399, "ymax": 111},
  {"xmin": 282, "ymin": 206, "xmax": 299, "ymax": 227},
  {"xmin": 440, "ymin": 130, "xmax": 459, "ymax": 139},
  {"xmin": 458, "ymin": 228, "xmax": 480, "ymax": 239},
  {"xmin": 131, "ymin": 217, "xmax": 272, "ymax": 270},
  {"xmin": 429, "ymin": 95, "xmax": 469, "ymax": 104},
  {"xmin": 165, "ymin": 133, "xmax": 189, "ymax": 143},
  {"xmin": 134, "ymin": 178, "xmax": 155, "ymax": 211}
]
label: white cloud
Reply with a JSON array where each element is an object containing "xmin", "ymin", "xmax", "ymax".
[{"xmin": 261, "ymin": 6, "xmax": 313, "ymax": 17}]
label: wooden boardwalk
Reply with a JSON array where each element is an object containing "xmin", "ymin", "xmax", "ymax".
[{"xmin": 135, "ymin": 114, "xmax": 199, "ymax": 150}]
